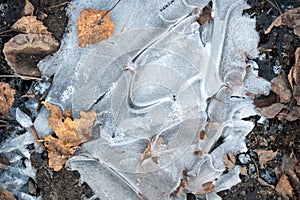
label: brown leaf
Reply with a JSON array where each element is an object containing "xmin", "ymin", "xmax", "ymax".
[
  {"xmin": 42, "ymin": 102, "xmax": 96, "ymax": 171},
  {"xmin": 22, "ymin": 0, "xmax": 34, "ymax": 16},
  {"xmin": 258, "ymin": 177, "xmax": 275, "ymax": 189},
  {"xmin": 3, "ymin": 34, "xmax": 59, "ymax": 77},
  {"xmin": 196, "ymin": 181, "xmax": 215, "ymax": 195},
  {"xmin": 254, "ymin": 149, "xmax": 277, "ymax": 168},
  {"xmin": 0, "ymin": 187, "xmax": 16, "ymax": 200},
  {"xmin": 276, "ymin": 174, "xmax": 294, "ymax": 198},
  {"xmin": 0, "ymin": 82, "xmax": 15, "ymax": 116},
  {"xmin": 288, "ymin": 47, "xmax": 300, "ymax": 104},
  {"xmin": 223, "ymin": 152, "xmax": 236, "ymax": 170},
  {"xmin": 265, "ymin": 7, "xmax": 300, "ymax": 37},
  {"xmin": 77, "ymin": 8, "xmax": 114, "ymax": 47},
  {"xmin": 197, "ymin": 5, "xmax": 213, "ymax": 25},
  {"xmin": 271, "ymin": 72, "xmax": 292, "ymax": 103},
  {"xmin": 256, "ymin": 103, "xmax": 285, "ymax": 119},
  {"xmin": 277, "ymin": 106, "xmax": 300, "ymax": 121},
  {"xmin": 11, "ymin": 16, "xmax": 51, "ymax": 35}
]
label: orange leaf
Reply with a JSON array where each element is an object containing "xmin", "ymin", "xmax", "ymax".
[
  {"xmin": 0, "ymin": 82, "xmax": 15, "ymax": 116},
  {"xmin": 42, "ymin": 102, "xmax": 96, "ymax": 171},
  {"xmin": 77, "ymin": 8, "xmax": 114, "ymax": 47}
]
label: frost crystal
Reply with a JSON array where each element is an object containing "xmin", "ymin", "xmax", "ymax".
[{"xmin": 36, "ymin": 0, "xmax": 271, "ymax": 199}]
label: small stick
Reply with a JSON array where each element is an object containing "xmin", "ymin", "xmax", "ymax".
[{"xmin": 0, "ymin": 74, "xmax": 42, "ymax": 81}]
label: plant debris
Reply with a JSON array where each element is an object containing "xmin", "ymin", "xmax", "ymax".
[
  {"xmin": 254, "ymin": 149, "xmax": 277, "ymax": 169},
  {"xmin": 275, "ymin": 174, "xmax": 294, "ymax": 198},
  {"xmin": 77, "ymin": 8, "xmax": 114, "ymax": 47},
  {"xmin": 42, "ymin": 102, "xmax": 96, "ymax": 171},
  {"xmin": 3, "ymin": 16, "xmax": 59, "ymax": 77},
  {"xmin": 0, "ymin": 187, "xmax": 16, "ymax": 200},
  {"xmin": 0, "ymin": 82, "xmax": 15, "ymax": 117},
  {"xmin": 265, "ymin": 7, "xmax": 300, "ymax": 37}
]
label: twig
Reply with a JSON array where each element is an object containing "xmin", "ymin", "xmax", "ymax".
[
  {"xmin": 0, "ymin": 74, "xmax": 42, "ymax": 81},
  {"xmin": 266, "ymin": 0, "xmax": 282, "ymax": 14},
  {"xmin": 46, "ymin": 1, "xmax": 69, "ymax": 9},
  {"xmin": 0, "ymin": 119, "xmax": 9, "ymax": 124},
  {"xmin": 98, "ymin": 0, "xmax": 122, "ymax": 25}
]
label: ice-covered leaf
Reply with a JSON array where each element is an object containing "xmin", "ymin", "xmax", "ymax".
[
  {"xmin": 16, "ymin": 108, "xmax": 32, "ymax": 128},
  {"xmin": 0, "ymin": 82, "xmax": 15, "ymax": 116},
  {"xmin": 42, "ymin": 102, "xmax": 96, "ymax": 171},
  {"xmin": 77, "ymin": 8, "xmax": 114, "ymax": 47}
]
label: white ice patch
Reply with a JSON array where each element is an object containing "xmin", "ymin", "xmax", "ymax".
[{"xmin": 35, "ymin": 0, "xmax": 271, "ymax": 199}]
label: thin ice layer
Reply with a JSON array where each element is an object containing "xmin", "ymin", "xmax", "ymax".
[{"xmin": 35, "ymin": 0, "xmax": 271, "ymax": 199}]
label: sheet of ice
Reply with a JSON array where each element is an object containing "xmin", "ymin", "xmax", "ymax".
[{"xmin": 35, "ymin": 0, "xmax": 271, "ymax": 199}]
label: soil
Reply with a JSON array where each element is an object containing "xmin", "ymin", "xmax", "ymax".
[{"xmin": 0, "ymin": 0, "xmax": 299, "ymax": 199}]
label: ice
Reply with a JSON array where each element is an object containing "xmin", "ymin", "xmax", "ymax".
[{"xmin": 34, "ymin": 0, "xmax": 272, "ymax": 199}]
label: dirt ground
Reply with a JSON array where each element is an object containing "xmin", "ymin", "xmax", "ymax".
[{"xmin": 0, "ymin": 0, "xmax": 300, "ymax": 199}]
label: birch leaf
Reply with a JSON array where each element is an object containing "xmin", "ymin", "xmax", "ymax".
[{"xmin": 42, "ymin": 102, "xmax": 96, "ymax": 171}]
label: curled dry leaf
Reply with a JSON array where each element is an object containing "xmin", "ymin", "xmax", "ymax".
[
  {"xmin": 3, "ymin": 34, "xmax": 59, "ymax": 77},
  {"xmin": 11, "ymin": 16, "xmax": 50, "ymax": 35},
  {"xmin": 288, "ymin": 47, "xmax": 300, "ymax": 104},
  {"xmin": 271, "ymin": 72, "xmax": 292, "ymax": 103},
  {"xmin": 265, "ymin": 7, "xmax": 300, "ymax": 37},
  {"xmin": 223, "ymin": 152, "xmax": 236, "ymax": 170},
  {"xmin": 276, "ymin": 174, "xmax": 294, "ymax": 199},
  {"xmin": 0, "ymin": 187, "xmax": 16, "ymax": 200},
  {"xmin": 3, "ymin": 16, "xmax": 59, "ymax": 77},
  {"xmin": 42, "ymin": 102, "xmax": 96, "ymax": 171},
  {"xmin": 0, "ymin": 82, "xmax": 15, "ymax": 116},
  {"xmin": 77, "ymin": 8, "xmax": 114, "ymax": 47},
  {"xmin": 254, "ymin": 149, "xmax": 277, "ymax": 169}
]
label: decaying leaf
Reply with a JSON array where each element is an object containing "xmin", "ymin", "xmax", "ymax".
[
  {"xmin": 258, "ymin": 177, "xmax": 275, "ymax": 189},
  {"xmin": 0, "ymin": 82, "xmax": 15, "ymax": 116},
  {"xmin": 171, "ymin": 170, "xmax": 188, "ymax": 196},
  {"xmin": 197, "ymin": 4, "xmax": 213, "ymax": 25},
  {"xmin": 276, "ymin": 174, "xmax": 294, "ymax": 199},
  {"xmin": 288, "ymin": 47, "xmax": 300, "ymax": 104},
  {"xmin": 22, "ymin": 0, "xmax": 34, "ymax": 16},
  {"xmin": 4, "ymin": 16, "xmax": 59, "ymax": 77},
  {"xmin": 254, "ymin": 149, "xmax": 277, "ymax": 168},
  {"xmin": 42, "ymin": 102, "xmax": 96, "ymax": 171},
  {"xmin": 0, "ymin": 187, "xmax": 16, "ymax": 200},
  {"xmin": 77, "ymin": 8, "xmax": 114, "ymax": 47},
  {"xmin": 223, "ymin": 152, "xmax": 236, "ymax": 170},
  {"xmin": 265, "ymin": 7, "xmax": 300, "ymax": 37},
  {"xmin": 3, "ymin": 34, "xmax": 59, "ymax": 77},
  {"xmin": 11, "ymin": 16, "xmax": 51, "ymax": 35},
  {"xmin": 196, "ymin": 181, "xmax": 215, "ymax": 195},
  {"xmin": 271, "ymin": 72, "xmax": 292, "ymax": 103},
  {"xmin": 256, "ymin": 103, "xmax": 285, "ymax": 119}
]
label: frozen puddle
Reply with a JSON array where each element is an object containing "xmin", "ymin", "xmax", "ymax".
[{"xmin": 35, "ymin": 0, "xmax": 271, "ymax": 199}]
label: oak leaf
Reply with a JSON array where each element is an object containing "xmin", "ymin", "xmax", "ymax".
[
  {"xmin": 42, "ymin": 102, "xmax": 96, "ymax": 171},
  {"xmin": 77, "ymin": 8, "xmax": 114, "ymax": 47},
  {"xmin": 0, "ymin": 82, "xmax": 15, "ymax": 116}
]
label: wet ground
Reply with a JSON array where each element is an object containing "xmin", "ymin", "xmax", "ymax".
[{"xmin": 0, "ymin": 0, "xmax": 300, "ymax": 199}]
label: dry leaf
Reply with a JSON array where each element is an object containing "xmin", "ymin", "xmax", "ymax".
[
  {"xmin": 171, "ymin": 170, "xmax": 188, "ymax": 196},
  {"xmin": 11, "ymin": 16, "xmax": 51, "ymax": 35},
  {"xmin": 22, "ymin": 0, "xmax": 34, "ymax": 16},
  {"xmin": 276, "ymin": 174, "xmax": 294, "ymax": 199},
  {"xmin": 42, "ymin": 102, "xmax": 96, "ymax": 171},
  {"xmin": 0, "ymin": 187, "xmax": 16, "ymax": 200},
  {"xmin": 195, "ymin": 181, "xmax": 215, "ymax": 195},
  {"xmin": 254, "ymin": 149, "xmax": 277, "ymax": 168},
  {"xmin": 288, "ymin": 47, "xmax": 300, "ymax": 104},
  {"xmin": 258, "ymin": 177, "xmax": 275, "ymax": 189},
  {"xmin": 256, "ymin": 103, "xmax": 285, "ymax": 119},
  {"xmin": 197, "ymin": 4, "xmax": 213, "ymax": 25},
  {"xmin": 265, "ymin": 7, "xmax": 300, "ymax": 37},
  {"xmin": 77, "ymin": 8, "xmax": 114, "ymax": 47},
  {"xmin": 271, "ymin": 72, "xmax": 292, "ymax": 103},
  {"xmin": 223, "ymin": 152, "xmax": 236, "ymax": 170},
  {"xmin": 0, "ymin": 82, "xmax": 15, "ymax": 116},
  {"xmin": 3, "ymin": 34, "xmax": 59, "ymax": 77}
]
